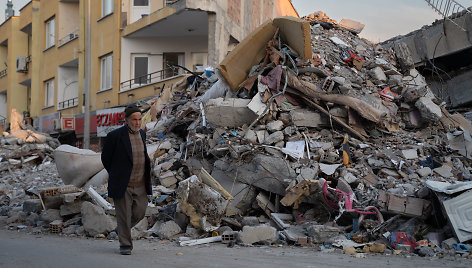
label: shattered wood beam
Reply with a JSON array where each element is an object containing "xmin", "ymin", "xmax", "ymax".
[
  {"xmin": 286, "ymin": 71, "xmax": 385, "ymax": 123},
  {"xmin": 287, "ymin": 88, "xmax": 368, "ymax": 141}
]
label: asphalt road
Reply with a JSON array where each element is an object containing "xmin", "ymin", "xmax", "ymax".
[{"xmin": 1, "ymin": 229, "xmax": 470, "ymax": 268}]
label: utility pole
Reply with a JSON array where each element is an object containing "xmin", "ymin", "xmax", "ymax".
[{"xmin": 83, "ymin": 0, "xmax": 91, "ymax": 149}]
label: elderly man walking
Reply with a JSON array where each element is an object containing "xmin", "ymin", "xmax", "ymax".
[{"xmin": 101, "ymin": 105, "xmax": 152, "ymax": 255}]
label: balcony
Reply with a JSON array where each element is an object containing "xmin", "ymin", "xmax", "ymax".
[
  {"xmin": 58, "ymin": 29, "xmax": 79, "ymax": 47},
  {"xmin": 58, "ymin": 97, "xmax": 79, "ymax": 110},
  {"xmin": 0, "ymin": 68, "xmax": 6, "ymax": 78},
  {"xmin": 122, "ymin": 0, "xmax": 188, "ymax": 35},
  {"xmin": 120, "ymin": 67, "xmax": 180, "ymax": 92}
]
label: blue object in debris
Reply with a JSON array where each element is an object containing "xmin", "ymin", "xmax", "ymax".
[
  {"xmin": 453, "ymin": 243, "xmax": 471, "ymax": 252},
  {"xmin": 352, "ymin": 218, "xmax": 359, "ymax": 233}
]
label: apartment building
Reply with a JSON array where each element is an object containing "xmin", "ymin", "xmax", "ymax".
[{"xmin": 0, "ymin": 0, "xmax": 297, "ymax": 148}]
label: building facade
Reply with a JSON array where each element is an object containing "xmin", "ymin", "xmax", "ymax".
[{"xmin": 0, "ymin": 0, "xmax": 298, "ymax": 148}]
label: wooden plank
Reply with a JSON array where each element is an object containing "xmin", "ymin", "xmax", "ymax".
[{"xmin": 198, "ymin": 168, "xmax": 233, "ymax": 200}]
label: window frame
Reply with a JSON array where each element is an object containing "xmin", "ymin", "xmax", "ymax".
[
  {"xmin": 100, "ymin": 54, "xmax": 113, "ymax": 91},
  {"xmin": 133, "ymin": 55, "xmax": 149, "ymax": 85},
  {"xmin": 101, "ymin": 0, "xmax": 114, "ymax": 17},
  {"xmin": 45, "ymin": 17, "xmax": 56, "ymax": 49},
  {"xmin": 133, "ymin": 0, "xmax": 149, "ymax": 7},
  {"xmin": 44, "ymin": 79, "xmax": 55, "ymax": 108}
]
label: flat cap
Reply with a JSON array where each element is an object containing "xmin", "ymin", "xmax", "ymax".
[{"xmin": 124, "ymin": 104, "xmax": 141, "ymax": 118}]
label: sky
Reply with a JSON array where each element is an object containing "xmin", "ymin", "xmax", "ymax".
[
  {"xmin": 2, "ymin": 0, "xmax": 472, "ymax": 42},
  {"xmin": 292, "ymin": 0, "xmax": 472, "ymax": 42}
]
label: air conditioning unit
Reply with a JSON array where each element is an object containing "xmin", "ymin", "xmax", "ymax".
[
  {"xmin": 53, "ymin": 119, "xmax": 61, "ymax": 130},
  {"xmin": 16, "ymin": 56, "xmax": 27, "ymax": 72},
  {"xmin": 32, "ymin": 118, "xmax": 39, "ymax": 129}
]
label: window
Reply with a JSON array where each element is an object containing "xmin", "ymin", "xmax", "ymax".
[
  {"xmin": 45, "ymin": 17, "xmax": 55, "ymax": 48},
  {"xmin": 101, "ymin": 0, "xmax": 113, "ymax": 17},
  {"xmin": 134, "ymin": 0, "xmax": 149, "ymax": 6},
  {"xmin": 134, "ymin": 56, "xmax": 148, "ymax": 85},
  {"xmin": 100, "ymin": 54, "xmax": 113, "ymax": 90},
  {"xmin": 45, "ymin": 79, "xmax": 55, "ymax": 107}
]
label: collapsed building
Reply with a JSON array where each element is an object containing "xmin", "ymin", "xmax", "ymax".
[
  {"xmin": 382, "ymin": 7, "xmax": 472, "ymax": 112},
  {"xmin": 1, "ymin": 13, "xmax": 472, "ymax": 259}
]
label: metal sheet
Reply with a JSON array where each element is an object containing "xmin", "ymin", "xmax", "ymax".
[{"xmin": 443, "ymin": 190, "xmax": 472, "ymax": 242}]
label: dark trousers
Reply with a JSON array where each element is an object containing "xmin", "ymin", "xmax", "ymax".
[{"xmin": 113, "ymin": 185, "xmax": 147, "ymax": 248}]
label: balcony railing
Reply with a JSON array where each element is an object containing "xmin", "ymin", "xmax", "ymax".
[
  {"xmin": 0, "ymin": 115, "xmax": 5, "ymax": 126},
  {"xmin": 120, "ymin": 67, "xmax": 180, "ymax": 91},
  {"xmin": 58, "ymin": 97, "xmax": 79, "ymax": 110},
  {"xmin": 58, "ymin": 29, "xmax": 79, "ymax": 47},
  {"xmin": 0, "ymin": 69, "xmax": 6, "ymax": 78},
  {"xmin": 165, "ymin": 0, "xmax": 181, "ymax": 5}
]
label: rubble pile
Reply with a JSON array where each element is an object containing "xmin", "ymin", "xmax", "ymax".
[
  {"xmin": 2, "ymin": 15, "xmax": 472, "ymax": 259},
  {"xmin": 0, "ymin": 109, "xmax": 62, "ymax": 230}
]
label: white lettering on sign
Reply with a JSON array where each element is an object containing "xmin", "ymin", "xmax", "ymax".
[{"xmin": 96, "ymin": 107, "xmax": 126, "ymax": 137}]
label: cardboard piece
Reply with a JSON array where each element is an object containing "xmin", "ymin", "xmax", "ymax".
[
  {"xmin": 218, "ymin": 16, "xmax": 312, "ymax": 91},
  {"xmin": 378, "ymin": 191, "xmax": 431, "ymax": 218}
]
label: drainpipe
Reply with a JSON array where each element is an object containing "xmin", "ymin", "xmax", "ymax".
[{"xmin": 83, "ymin": 0, "xmax": 91, "ymax": 149}]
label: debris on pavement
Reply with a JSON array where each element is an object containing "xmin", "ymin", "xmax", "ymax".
[{"xmin": 2, "ymin": 13, "xmax": 472, "ymax": 261}]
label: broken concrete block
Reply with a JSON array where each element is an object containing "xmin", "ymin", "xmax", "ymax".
[
  {"xmin": 319, "ymin": 163, "xmax": 341, "ymax": 176},
  {"xmin": 237, "ymin": 154, "xmax": 296, "ymax": 195},
  {"xmin": 263, "ymin": 131, "xmax": 284, "ymax": 145},
  {"xmin": 185, "ymin": 226, "xmax": 202, "ymax": 238},
  {"xmin": 243, "ymin": 129, "xmax": 257, "ymax": 144},
  {"xmin": 39, "ymin": 209, "xmax": 62, "ymax": 224},
  {"xmin": 155, "ymin": 220, "xmax": 182, "ymax": 239},
  {"xmin": 290, "ymin": 109, "xmax": 325, "ymax": 128},
  {"xmin": 205, "ymin": 98, "xmax": 258, "ymax": 128},
  {"xmin": 417, "ymin": 167, "xmax": 432, "ymax": 177},
  {"xmin": 60, "ymin": 201, "xmax": 82, "ymax": 217},
  {"xmin": 306, "ymin": 225, "xmax": 343, "ymax": 243},
  {"xmin": 159, "ymin": 171, "xmax": 178, "ymax": 188},
  {"xmin": 402, "ymin": 149, "xmax": 418, "ymax": 160},
  {"xmin": 299, "ymin": 168, "xmax": 317, "ymax": 180},
  {"xmin": 394, "ymin": 42, "xmax": 415, "ymax": 71},
  {"xmin": 177, "ymin": 175, "xmax": 228, "ymax": 232},
  {"xmin": 388, "ymin": 75, "xmax": 403, "ymax": 86},
  {"xmin": 80, "ymin": 201, "xmax": 116, "ymax": 236},
  {"xmin": 433, "ymin": 165, "xmax": 453, "ymax": 178},
  {"xmin": 283, "ymin": 126, "xmax": 297, "ymax": 136},
  {"xmin": 132, "ymin": 218, "xmax": 151, "ymax": 240},
  {"xmin": 266, "ymin": 120, "xmax": 284, "ymax": 132},
  {"xmin": 256, "ymin": 130, "xmax": 269, "ymax": 144},
  {"xmin": 415, "ymin": 97, "xmax": 442, "ymax": 122},
  {"xmin": 343, "ymin": 172, "xmax": 359, "ymax": 184},
  {"xmin": 22, "ymin": 199, "xmax": 42, "ymax": 213},
  {"xmin": 441, "ymin": 237, "xmax": 458, "ymax": 250},
  {"xmin": 210, "ymin": 167, "xmax": 252, "ymax": 215},
  {"xmin": 369, "ymin": 66, "xmax": 387, "ymax": 81},
  {"xmin": 42, "ymin": 195, "xmax": 63, "ymax": 210},
  {"xmin": 241, "ymin": 216, "xmax": 260, "ymax": 226},
  {"xmin": 238, "ymin": 225, "xmax": 277, "ymax": 245}
]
